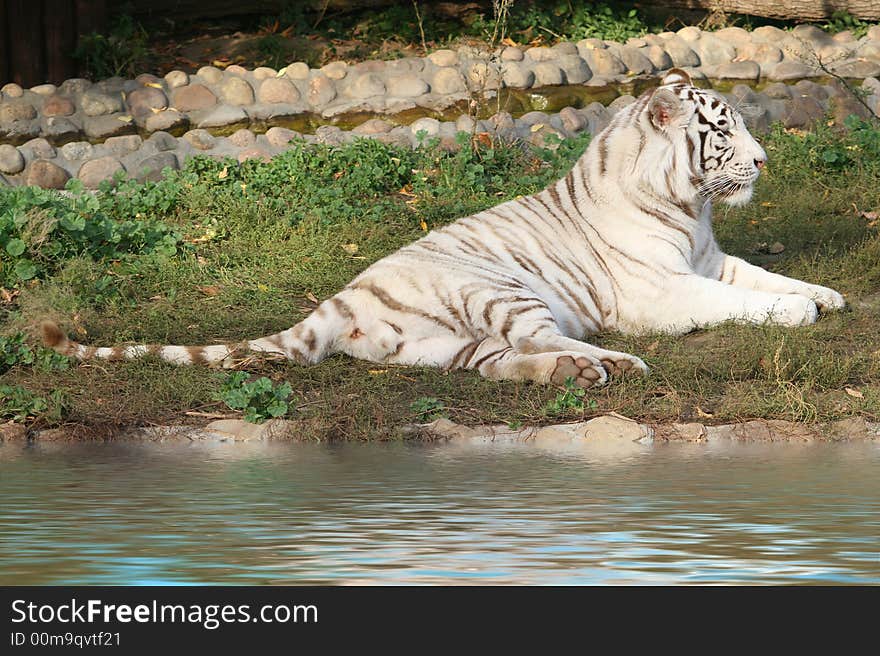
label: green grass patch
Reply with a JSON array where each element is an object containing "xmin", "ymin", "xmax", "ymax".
[{"xmin": 1, "ymin": 120, "xmax": 879, "ymax": 437}]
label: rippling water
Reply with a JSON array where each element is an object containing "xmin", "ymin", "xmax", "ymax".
[{"xmin": 1, "ymin": 439, "xmax": 878, "ymax": 584}]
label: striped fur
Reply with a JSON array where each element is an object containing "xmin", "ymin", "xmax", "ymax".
[{"xmin": 42, "ymin": 69, "xmax": 845, "ymax": 388}]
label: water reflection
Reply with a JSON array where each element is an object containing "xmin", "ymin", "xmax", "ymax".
[{"xmin": 0, "ymin": 440, "xmax": 878, "ymax": 584}]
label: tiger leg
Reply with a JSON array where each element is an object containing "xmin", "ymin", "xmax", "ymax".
[
  {"xmin": 464, "ymin": 338, "xmax": 608, "ymax": 388},
  {"xmin": 514, "ymin": 332, "xmax": 649, "ymax": 376}
]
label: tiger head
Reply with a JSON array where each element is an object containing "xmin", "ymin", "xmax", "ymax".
[{"xmin": 645, "ymin": 68, "xmax": 767, "ymax": 207}]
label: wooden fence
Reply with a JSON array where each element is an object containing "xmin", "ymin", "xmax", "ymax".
[{"xmin": 0, "ymin": 0, "xmax": 107, "ymax": 88}]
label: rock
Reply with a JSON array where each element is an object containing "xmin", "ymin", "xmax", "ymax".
[
  {"xmin": 645, "ymin": 45, "xmax": 672, "ymax": 70},
  {"xmin": 410, "ymin": 117, "xmax": 440, "ymax": 138},
  {"xmin": 314, "ymin": 124, "xmax": 345, "ymax": 146},
  {"xmin": 253, "ymin": 67, "xmax": 276, "ymax": 80},
  {"xmin": 432, "ymin": 68, "xmax": 467, "ymax": 94},
  {"xmin": 257, "ymin": 77, "xmax": 300, "ymax": 104},
  {"xmin": 60, "ymin": 141, "xmax": 94, "ymax": 161},
  {"xmin": 714, "ymin": 26, "xmax": 752, "ymax": 47},
  {"xmin": 557, "ymin": 55, "xmax": 592, "ymax": 84},
  {"xmin": 172, "ymin": 84, "xmax": 217, "ymax": 111},
  {"xmin": 832, "ymin": 60, "xmax": 880, "ymax": 78},
  {"xmin": 220, "ymin": 77, "xmax": 254, "ymax": 106},
  {"xmin": 573, "ymin": 414, "xmax": 652, "ymax": 443},
  {"xmin": 0, "ymin": 101, "xmax": 37, "ymax": 122},
  {"xmin": 737, "ymin": 42, "xmax": 784, "ymax": 64},
  {"xmin": 830, "ymin": 93, "xmax": 873, "ymax": 124},
  {"xmin": 526, "ymin": 46, "xmax": 556, "ymax": 62},
  {"xmin": 763, "ymin": 82, "xmax": 793, "ymax": 99},
  {"xmin": 608, "ymin": 95, "xmax": 636, "ymax": 112},
  {"xmin": 751, "ymin": 25, "xmax": 788, "ymax": 44},
  {"xmin": 465, "ymin": 61, "xmax": 502, "ymax": 91},
  {"xmin": 501, "ymin": 46, "xmax": 524, "ymax": 62},
  {"xmin": 237, "ymin": 147, "xmax": 271, "ymax": 163},
  {"xmin": 387, "ymin": 76, "xmax": 430, "ymax": 97},
  {"xmin": 183, "ymin": 129, "xmax": 216, "ymax": 150},
  {"xmin": 78, "ymin": 156, "xmax": 124, "ymax": 188},
  {"xmin": 716, "ymin": 61, "xmax": 760, "ymax": 81},
  {"xmin": 767, "ymin": 61, "xmax": 815, "ymax": 81},
  {"xmin": 428, "ymin": 49, "xmax": 458, "ymax": 67},
  {"xmin": 284, "ymin": 62, "xmax": 310, "ymax": 79},
  {"xmin": 144, "ymin": 109, "xmax": 188, "ymax": 132},
  {"xmin": 663, "ymin": 36, "xmax": 700, "ymax": 67},
  {"xmin": 42, "ymin": 95, "xmax": 75, "ymax": 117},
  {"xmin": 135, "ymin": 152, "xmax": 179, "ymax": 182},
  {"xmin": 196, "ymin": 65, "xmax": 224, "ymax": 84},
  {"xmin": 320, "ymin": 61, "xmax": 348, "ymax": 80},
  {"xmin": 25, "ymin": 160, "xmax": 69, "ymax": 189},
  {"xmin": 584, "ymin": 49, "xmax": 626, "ymax": 76},
  {"xmin": 83, "ymin": 114, "xmax": 135, "ymax": 140},
  {"xmin": 104, "ymin": 134, "xmax": 142, "ymax": 156},
  {"xmin": 677, "ymin": 26, "xmax": 702, "ymax": 42},
  {"xmin": 21, "ymin": 137, "xmax": 56, "ymax": 159},
  {"xmin": 618, "ymin": 47, "xmax": 654, "ymax": 74},
  {"xmin": 80, "ymin": 91, "xmax": 123, "ymax": 116},
  {"xmin": 197, "ymin": 105, "xmax": 248, "ymax": 129},
  {"xmin": 501, "ymin": 62, "xmax": 535, "ymax": 89},
  {"xmin": 352, "ymin": 118, "xmax": 393, "ymax": 135},
  {"xmin": 824, "ymin": 416, "xmax": 872, "ymax": 441},
  {"xmin": 164, "ymin": 70, "xmax": 189, "ymax": 88},
  {"xmin": 0, "ymin": 145, "xmax": 24, "ymax": 174},
  {"xmin": 349, "ymin": 73, "xmax": 386, "ymax": 98},
  {"xmin": 126, "ymin": 86, "xmax": 168, "ymax": 121},
  {"xmin": 1, "ymin": 83, "xmax": 23, "ymax": 98},
  {"xmin": 228, "ymin": 128, "xmax": 256, "ymax": 147},
  {"xmin": 654, "ymin": 422, "xmax": 708, "ymax": 442},
  {"xmin": 783, "ymin": 95, "xmax": 826, "ymax": 128},
  {"xmin": 42, "ymin": 117, "xmax": 80, "ymax": 141},
  {"xmin": 146, "ymin": 131, "xmax": 178, "ymax": 152},
  {"xmin": 223, "ymin": 65, "xmax": 247, "ymax": 77},
  {"xmin": 533, "ymin": 62, "xmax": 565, "ymax": 86},
  {"xmin": 558, "ymin": 106, "xmax": 586, "ymax": 133},
  {"xmin": 455, "ymin": 114, "xmax": 475, "ymax": 134},
  {"xmin": 265, "ymin": 126, "xmax": 298, "ymax": 146},
  {"xmin": 204, "ymin": 418, "xmax": 298, "ymax": 441},
  {"xmin": 387, "ymin": 58, "xmax": 424, "ymax": 75},
  {"xmin": 706, "ymin": 419, "xmax": 815, "ymax": 442},
  {"xmin": 553, "ymin": 42, "xmax": 579, "ymax": 56},
  {"xmin": 693, "ymin": 34, "xmax": 737, "ymax": 66},
  {"xmin": 30, "ymin": 83, "xmax": 56, "ymax": 96},
  {"xmin": 308, "ymin": 74, "xmax": 337, "ymax": 107},
  {"xmin": 0, "ymin": 421, "xmax": 26, "ymax": 440}
]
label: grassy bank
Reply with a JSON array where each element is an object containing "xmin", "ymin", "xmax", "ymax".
[{"xmin": 1, "ymin": 119, "xmax": 879, "ymax": 439}]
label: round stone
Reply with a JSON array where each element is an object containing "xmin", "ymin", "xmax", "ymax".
[
  {"xmin": 22, "ymin": 138, "xmax": 56, "ymax": 159},
  {"xmin": 146, "ymin": 131, "xmax": 178, "ymax": 152},
  {"xmin": 172, "ymin": 84, "xmax": 218, "ymax": 112},
  {"xmin": 693, "ymin": 34, "xmax": 736, "ymax": 66},
  {"xmin": 663, "ymin": 37, "xmax": 700, "ymax": 67},
  {"xmin": 558, "ymin": 106, "xmax": 586, "ymax": 133},
  {"xmin": 257, "ymin": 77, "xmax": 300, "ymax": 104},
  {"xmin": 164, "ymin": 70, "xmax": 189, "ymax": 88},
  {"xmin": 349, "ymin": 73, "xmax": 386, "ymax": 98},
  {"xmin": 716, "ymin": 61, "xmax": 760, "ymax": 81},
  {"xmin": 220, "ymin": 77, "xmax": 255, "ymax": 106},
  {"xmin": 144, "ymin": 109, "xmax": 188, "ymax": 132},
  {"xmin": 501, "ymin": 62, "xmax": 535, "ymax": 89},
  {"xmin": 410, "ymin": 117, "xmax": 440, "ymax": 138},
  {"xmin": 0, "ymin": 101, "xmax": 37, "ymax": 122},
  {"xmin": 135, "ymin": 152, "xmax": 179, "ymax": 182},
  {"xmin": 80, "ymin": 91, "xmax": 123, "ymax": 117},
  {"xmin": 126, "ymin": 87, "xmax": 168, "ymax": 120},
  {"xmin": 763, "ymin": 82, "xmax": 793, "ymax": 99},
  {"xmin": 265, "ymin": 127, "xmax": 298, "ymax": 146},
  {"xmin": 197, "ymin": 105, "xmax": 247, "ymax": 128},
  {"xmin": 1, "ymin": 83, "xmax": 23, "ymax": 98},
  {"xmin": 432, "ymin": 68, "xmax": 466, "ymax": 94},
  {"xmin": 104, "ymin": 134, "xmax": 142, "ymax": 155},
  {"xmin": 228, "ymin": 128, "xmax": 256, "ymax": 147},
  {"xmin": 677, "ymin": 26, "xmax": 701, "ymax": 42},
  {"xmin": 26, "ymin": 160, "xmax": 69, "ymax": 189},
  {"xmin": 526, "ymin": 46, "xmax": 556, "ymax": 62},
  {"xmin": 387, "ymin": 76, "xmax": 429, "ymax": 97},
  {"xmin": 83, "ymin": 115, "xmax": 135, "ymax": 140},
  {"xmin": 428, "ymin": 49, "xmax": 458, "ymax": 67},
  {"xmin": 135, "ymin": 73, "xmax": 163, "ymax": 87},
  {"xmin": 501, "ymin": 46, "xmax": 524, "ymax": 62},
  {"xmin": 42, "ymin": 117, "xmax": 80, "ymax": 141},
  {"xmin": 533, "ymin": 62, "xmax": 565, "ymax": 86},
  {"xmin": 465, "ymin": 62, "xmax": 501, "ymax": 90},
  {"xmin": 714, "ymin": 26, "xmax": 752, "ymax": 46},
  {"xmin": 308, "ymin": 75, "xmax": 336, "ymax": 107},
  {"xmin": 618, "ymin": 47, "xmax": 653, "ymax": 74},
  {"xmin": 225, "ymin": 65, "xmax": 248, "ymax": 77},
  {"xmin": 60, "ymin": 141, "xmax": 94, "ymax": 161},
  {"xmin": 455, "ymin": 114, "xmax": 475, "ymax": 134},
  {"xmin": 767, "ymin": 61, "xmax": 815, "ymax": 81},
  {"xmin": 58, "ymin": 78, "xmax": 92, "ymax": 95},
  {"xmin": 253, "ymin": 67, "xmax": 276, "ymax": 80},
  {"xmin": 284, "ymin": 62, "xmax": 310, "ymax": 80},
  {"xmin": 645, "ymin": 45, "xmax": 672, "ymax": 70},
  {"xmin": 79, "ymin": 156, "xmax": 124, "ymax": 188},
  {"xmin": 352, "ymin": 118, "xmax": 394, "ymax": 135},
  {"xmin": 552, "ymin": 42, "xmax": 579, "ymax": 56},
  {"xmin": 558, "ymin": 55, "xmax": 592, "ymax": 83},
  {"xmin": 832, "ymin": 60, "xmax": 880, "ymax": 78},
  {"xmin": 197, "ymin": 66, "xmax": 224, "ymax": 84},
  {"xmin": 183, "ymin": 129, "xmax": 216, "ymax": 150},
  {"xmin": 584, "ymin": 49, "xmax": 626, "ymax": 76},
  {"xmin": 0, "ymin": 145, "xmax": 25, "ymax": 174},
  {"xmin": 736, "ymin": 42, "xmax": 784, "ymax": 64},
  {"xmin": 237, "ymin": 147, "xmax": 271, "ymax": 163},
  {"xmin": 321, "ymin": 62, "xmax": 348, "ymax": 80},
  {"xmin": 30, "ymin": 84, "xmax": 57, "ymax": 96}
]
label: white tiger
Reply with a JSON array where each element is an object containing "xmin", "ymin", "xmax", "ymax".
[{"xmin": 42, "ymin": 69, "xmax": 845, "ymax": 389}]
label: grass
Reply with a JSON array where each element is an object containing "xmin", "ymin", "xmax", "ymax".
[{"xmin": 1, "ymin": 118, "xmax": 879, "ymax": 439}]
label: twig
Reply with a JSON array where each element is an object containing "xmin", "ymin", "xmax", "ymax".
[
  {"xmin": 184, "ymin": 411, "xmax": 240, "ymax": 419},
  {"xmin": 412, "ymin": 1, "xmax": 428, "ymax": 56}
]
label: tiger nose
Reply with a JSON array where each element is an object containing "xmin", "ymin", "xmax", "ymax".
[{"xmin": 754, "ymin": 158, "xmax": 765, "ymax": 170}]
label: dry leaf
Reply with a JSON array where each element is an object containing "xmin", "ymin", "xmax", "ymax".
[
  {"xmin": 368, "ymin": 369, "xmax": 388, "ymax": 375},
  {"xmin": 342, "ymin": 243, "xmax": 359, "ymax": 254},
  {"xmin": 305, "ymin": 292, "xmax": 319, "ymax": 305},
  {"xmin": 530, "ymin": 123, "xmax": 546, "ymax": 132},
  {"xmin": 501, "ymin": 37, "xmax": 517, "ymax": 47},
  {"xmin": 212, "ymin": 59, "xmax": 230, "ymax": 69},
  {"xmin": 117, "ymin": 115, "xmax": 132, "ymax": 122},
  {"xmin": 276, "ymin": 66, "xmax": 287, "ymax": 77},
  {"xmin": 845, "ymin": 387, "xmax": 864, "ymax": 399},
  {"xmin": 196, "ymin": 285, "xmax": 222, "ymax": 297},
  {"xmin": 695, "ymin": 406, "xmax": 715, "ymax": 418},
  {"xmin": 144, "ymin": 82, "xmax": 163, "ymax": 89},
  {"xmin": 420, "ymin": 219, "xmax": 428, "ymax": 232},
  {"xmin": 217, "ymin": 166, "xmax": 228, "ymax": 180}
]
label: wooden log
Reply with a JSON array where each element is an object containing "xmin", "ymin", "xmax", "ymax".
[
  {"xmin": 75, "ymin": 0, "xmax": 106, "ymax": 36},
  {"xmin": 0, "ymin": 0, "xmax": 9, "ymax": 85},
  {"xmin": 45, "ymin": 0, "xmax": 77, "ymax": 83},
  {"xmin": 6, "ymin": 0, "xmax": 44, "ymax": 88},
  {"xmin": 643, "ymin": 0, "xmax": 880, "ymax": 21}
]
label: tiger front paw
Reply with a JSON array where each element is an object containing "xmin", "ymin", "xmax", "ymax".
[{"xmin": 805, "ymin": 285, "xmax": 845, "ymax": 312}]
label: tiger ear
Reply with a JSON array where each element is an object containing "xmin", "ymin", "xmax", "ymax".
[
  {"xmin": 661, "ymin": 68, "xmax": 692, "ymax": 86},
  {"xmin": 648, "ymin": 87, "xmax": 684, "ymax": 129}
]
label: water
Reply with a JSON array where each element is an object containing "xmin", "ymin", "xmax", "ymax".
[{"xmin": 1, "ymin": 439, "xmax": 878, "ymax": 585}]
